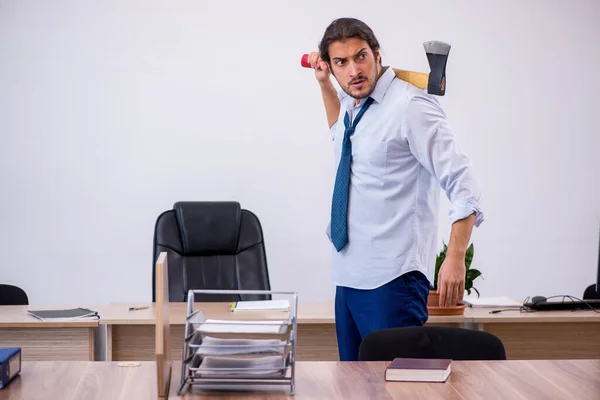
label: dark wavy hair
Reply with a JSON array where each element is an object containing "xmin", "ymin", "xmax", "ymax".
[{"xmin": 318, "ymin": 18, "xmax": 381, "ymax": 65}]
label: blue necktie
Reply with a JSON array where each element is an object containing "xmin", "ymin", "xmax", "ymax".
[{"xmin": 330, "ymin": 96, "xmax": 374, "ymax": 252}]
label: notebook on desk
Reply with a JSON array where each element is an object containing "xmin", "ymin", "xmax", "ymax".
[
  {"xmin": 27, "ymin": 308, "xmax": 99, "ymax": 321},
  {"xmin": 196, "ymin": 319, "xmax": 289, "ymax": 335},
  {"xmin": 385, "ymin": 358, "xmax": 451, "ymax": 382},
  {"xmin": 229, "ymin": 299, "xmax": 290, "ymax": 312}
]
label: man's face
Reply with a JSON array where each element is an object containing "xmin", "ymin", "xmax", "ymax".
[{"xmin": 328, "ymin": 38, "xmax": 381, "ymax": 100}]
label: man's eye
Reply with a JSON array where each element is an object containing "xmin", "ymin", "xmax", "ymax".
[
  {"xmin": 358, "ymin": 53, "xmax": 366, "ymax": 60},
  {"xmin": 336, "ymin": 60, "xmax": 346, "ymax": 66}
]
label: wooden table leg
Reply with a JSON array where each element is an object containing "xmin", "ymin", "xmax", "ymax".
[
  {"xmin": 109, "ymin": 325, "xmax": 185, "ymax": 361},
  {"xmin": 0, "ymin": 327, "xmax": 93, "ymax": 361},
  {"xmin": 106, "ymin": 325, "xmax": 113, "ymax": 361},
  {"xmin": 480, "ymin": 322, "xmax": 600, "ymax": 359}
]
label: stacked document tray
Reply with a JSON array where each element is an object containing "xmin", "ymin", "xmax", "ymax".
[{"xmin": 177, "ymin": 289, "xmax": 299, "ymax": 395}]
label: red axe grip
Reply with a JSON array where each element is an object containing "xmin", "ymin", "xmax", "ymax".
[{"xmin": 300, "ymin": 54, "xmax": 311, "ymax": 68}]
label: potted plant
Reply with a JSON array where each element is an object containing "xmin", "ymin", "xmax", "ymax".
[{"xmin": 428, "ymin": 242, "xmax": 482, "ymax": 314}]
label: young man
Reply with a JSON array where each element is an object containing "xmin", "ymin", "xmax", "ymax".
[{"xmin": 308, "ymin": 18, "xmax": 484, "ymax": 361}]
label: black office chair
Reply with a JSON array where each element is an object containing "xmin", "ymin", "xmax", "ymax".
[
  {"xmin": 358, "ymin": 326, "xmax": 506, "ymax": 361},
  {"xmin": 152, "ymin": 201, "xmax": 272, "ymax": 302},
  {"xmin": 0, "ymin": 284, "xmax": 29, "ymax": 306}
]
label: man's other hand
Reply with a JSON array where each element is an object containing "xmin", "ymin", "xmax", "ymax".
[{"xmin": 437, "ymin": 254, "xmax": 466, "ymax": 307}]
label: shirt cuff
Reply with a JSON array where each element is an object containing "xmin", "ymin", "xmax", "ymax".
[{"xmin": 449, "ymin": 202, "xmax": 484, "ymax": 227}]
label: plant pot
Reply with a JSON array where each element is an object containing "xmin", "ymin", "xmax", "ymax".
[
  {"xmin": 427, "ymin": 290, "xmax": 465, "ymax": 316},
  {"xmin": 427, "ymin": 290, "xmax": 439, "ymax": 307}
]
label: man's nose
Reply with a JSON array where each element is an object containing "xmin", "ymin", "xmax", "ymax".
[{"xmin": 348, "ymin": 61, "xmax": 360, "ymax": 77}]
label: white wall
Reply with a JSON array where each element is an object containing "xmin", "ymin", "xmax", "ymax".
[{"xmin": 1, "ymin": 0, "xmax": 599, "ymax": 306}]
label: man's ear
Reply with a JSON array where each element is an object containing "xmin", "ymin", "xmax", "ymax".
[{"xmin": 328, "ymin": 62, "xmax": 336, "ymax": 78}]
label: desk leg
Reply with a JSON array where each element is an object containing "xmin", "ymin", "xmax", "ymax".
[
  {"xmin": 106, "ymin": 324, "xmax": 355, "ymax": 362},
  {"xmin": 293, "ymin": 322, "xmax": 464, "ymax": 361},
  {"xmin": 109, "ymin": 324, "xmax": 341, "ymax": 362},
  {"xmin": 296, "ymin": 324, "xmax": 338, "ymax": 361},
  {"xmin": 110, "ymin": 325, "xmax": 184, "ymax": 361},
  {"xmin": 0, "ymin": 327, "xmax": 93, "ymax": 361},
  {"xmin": 88, "ymin": 327, "xmax": 95, "ymax": 361},
  {"xmin": 108, "ymin": 322, "xmax": 467, "ymax": 362},
  {"xmin": 480, "ymin": 322, "xmax": 600, "ymax": 359},
  {"xmin": 106, "ymin": 325, "xmax": 113, "ymax": 361},
  {"xmin": 428, "ymin": 323, "xmax": 465, "ymax": 329}
]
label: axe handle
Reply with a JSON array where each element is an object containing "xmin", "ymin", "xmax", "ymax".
[{"xmin": 392, "ymin": 68, "xmax": 429, "ymax": 90}]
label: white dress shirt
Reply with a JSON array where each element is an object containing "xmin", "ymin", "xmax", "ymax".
[{"xmin": 327, "ymin": 66, "xmax": 484, "ymax": 290}]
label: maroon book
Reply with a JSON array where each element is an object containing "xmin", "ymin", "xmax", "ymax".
[{"xmin": 385, "ymin": 358, "xmax": 452, "ymax": 382}]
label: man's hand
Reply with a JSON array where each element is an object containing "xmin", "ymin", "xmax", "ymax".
[
  {"xmin": 437, "ymin": 252, "xmax": 466, "ymax": 307},
  {"xmin": 307, "ymin": 52, "xmax": 331, "ymax": 84}
]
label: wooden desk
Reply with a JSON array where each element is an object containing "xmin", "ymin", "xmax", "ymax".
[
  {"xmin": 3, "ymin": 360, "xmax": 599, "ymax": 399},
  {"xmin": 170, "ymin": 359, "xmax": 600, "ymax": 399},
  {"xmin": 465, "ymin": 307, "xmax": 600, "ymax": 360},
  {"xmin": 0, "ymin": 306, "xmax": 97, "ymax": 361},
  {"xmin": 98, "ymin": 302, "xmax": 467, "ymax": 362},
  {"xmin": 7, "ymin": 301, "xmax": 597, "ymax": 362},
  {"xmin": 3, "ymin": 361, "xmax": 156, "ymax": 399}
]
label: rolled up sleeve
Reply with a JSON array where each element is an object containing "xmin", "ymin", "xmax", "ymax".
[
  {"xmin": 330, "ymin": 90, "xmax": 347, "ymax": 141},
  {"xmin": 403, "ymin": 94, "xmax": 484, "ymax": 227},
  {"xmin": 330, "ymin": 120, "xmax": 339, "ymax": 141}
]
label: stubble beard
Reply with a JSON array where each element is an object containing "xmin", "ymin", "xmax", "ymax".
[{"xmin": 340, "ymin": 64, "xmax": 379, "ymax": 100}]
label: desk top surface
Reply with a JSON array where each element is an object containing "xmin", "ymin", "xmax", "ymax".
[
  {"xmin": 3, "ymin": 359, "xmax": 600, "ymax": 399},
  {"xmin": 0, "ymin": 305, "xmax": 99, "ymax": 328},
  {"xmin": 2, "ymin": 301, "xmax": 600, "ymax": 327},
  {"xmin": 96, "ymin": 301, "xmax": 469, "ymax": 325},
  {"xmin": 464, "ymin": 306, "xmax": 600, "ymax": 323}
]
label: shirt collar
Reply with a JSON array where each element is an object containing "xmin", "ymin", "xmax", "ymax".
[
  {"xmin": 341, "ymin": 66, "xmax": 395, "ymax": 110},
  {"xmin": 369, "ymin": 66, "xmax": 395, "ymax": 104}
]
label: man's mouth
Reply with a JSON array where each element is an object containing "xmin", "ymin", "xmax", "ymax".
[{"xmin": 350, "ymin": 78, "xmax": 366, "ymax": 89}]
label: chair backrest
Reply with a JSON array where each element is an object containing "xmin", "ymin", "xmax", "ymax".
[
  {"xmin": 0, "ymin": 284, "xmax": 29, "ymax": 306},
  {"xmin": 583, "ymin": 284, "xmax": 600, "ymax": 300},
  {"xmin": 152, "ymin": 201, "xmax": 271, "ymax": 302},
  {"xmin": 358, "ymin": 326, "xmax": 506, "ymax": 361}
]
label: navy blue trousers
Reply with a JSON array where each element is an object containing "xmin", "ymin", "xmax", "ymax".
[{"xmin": 334, "ymin": 270, "xmax": 430, "ymax": 361}]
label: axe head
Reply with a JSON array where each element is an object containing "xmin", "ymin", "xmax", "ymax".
[{"xmin": 423, "ymin": 41, "xmax": 451, "ymax": 95}]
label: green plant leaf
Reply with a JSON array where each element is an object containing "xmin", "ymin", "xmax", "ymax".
[
  {"xmin": 473, "ymin": 287, "xmax": 480, "ymax": 298},
  {"xmin": 433, "ymin": 254, "xmax": 442, "ymax": 290},
  {"xmin": 465, "ymin": 243, "xmax": 474, "ymax": 269},
  {"xmin": 466, "ymin": 269, "xmax": 482, "ymax": 281},
  {"xmin": 465, "ymin": 279, "xmax": 473, "ymax": 291}
]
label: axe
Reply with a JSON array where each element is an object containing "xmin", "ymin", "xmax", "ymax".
[{"xmin": 301, "ymin": 40, "xmax": 451, "ymax": 96}]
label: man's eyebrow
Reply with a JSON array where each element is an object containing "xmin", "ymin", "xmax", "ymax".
[
  {"xmin": 353, "ymin": 47, "xmax": 368, "ymax": 57},
  {"xmin": 332, "ymin": 47, "xmax": 368, "ymax": 61}
]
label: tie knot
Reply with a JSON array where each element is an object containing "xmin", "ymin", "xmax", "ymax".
[{"xmin": 345, "ymin": 126, "xmax": 355, "ymax": 136}]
